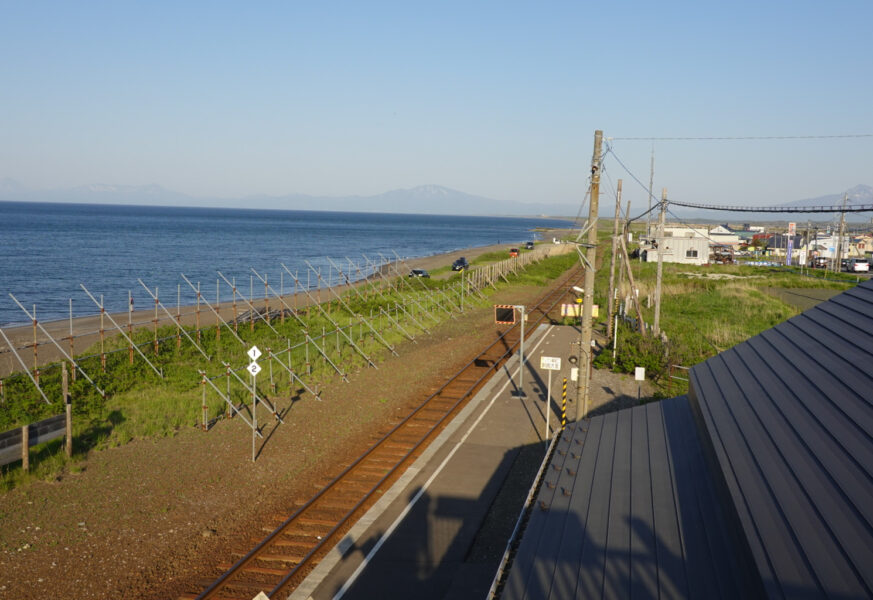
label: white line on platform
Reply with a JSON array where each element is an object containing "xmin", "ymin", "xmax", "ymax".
[{"xmin": 332, "ymin": 326, "xmax": 555, "ymax": 600}]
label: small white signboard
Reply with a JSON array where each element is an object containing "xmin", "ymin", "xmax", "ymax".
[
  {"xmin": 570, "ymin": 367, "xmax": 579, "ymax": 382},
  {"xmin": 635, "ymin": 367, "xmax": 646, "ymax": 381},
  {"xmin": 247, "ymin": 345, "xmax": 262, "ymax": 361},
  {"xmin": 540, "ymin": 356, "xmax": 561, "ymax": 371},
  {"xmin": 246, "ymin": 361, "xmax": 262, "ymax": 377}
]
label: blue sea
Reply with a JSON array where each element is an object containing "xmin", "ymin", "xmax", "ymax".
[{"xmin": 0, "ymin": 201, "xmax": 575, "ymax": 326}]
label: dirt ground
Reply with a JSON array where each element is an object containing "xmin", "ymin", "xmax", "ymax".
[{"xmin": 0, "ymin": 279, "xmax": 651, "ymax": 600}]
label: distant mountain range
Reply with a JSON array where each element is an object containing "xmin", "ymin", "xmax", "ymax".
[
  {"xmin": 0, "ymin": 179, "xmax": 579, "ymax": 218},
  {"xmin": 1, "ymin": 177, "xmax": 871, "ymax": 221}
]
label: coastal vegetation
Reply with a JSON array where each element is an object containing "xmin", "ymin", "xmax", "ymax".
[{"xmin": 0, "ymin": 248, "xmax": 577, "ymax": 487}]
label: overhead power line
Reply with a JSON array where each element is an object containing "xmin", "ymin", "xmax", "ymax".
[
  {"xmin": 666, "ymin": 200, "xmax": 873, "ymax": 213},
  {"xmin": 609, "ymin": 134, "xmax": 873, "ymax": 141}
]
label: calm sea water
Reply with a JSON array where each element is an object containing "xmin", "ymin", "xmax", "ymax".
[{"xmin": 0, "ymin": 201, "xmax": 574, "ymax": 326}]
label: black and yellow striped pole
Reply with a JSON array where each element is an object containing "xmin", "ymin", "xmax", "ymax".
[{"xmin": 561, "ymin": 377, "xmax": 567, "ymax": 431}]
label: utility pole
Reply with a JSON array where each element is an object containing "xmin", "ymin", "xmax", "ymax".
[
  {"xmin": 579, "ymin": 130, "xmax": 602, "ymax": 418},
  {"xmin": 653, "ymin": 188, "xmax": 666, "ymax": 336},
  {"xmin": 647, "ymin": 145, "xmax": 654, "ymax": 238},
  {"xmin": 606, "ymin": 179, "xmax": 623, "ymax": 340},
  {"xmin": 836, "ymin": 193, "xmax": 847, "ymax": 273}
]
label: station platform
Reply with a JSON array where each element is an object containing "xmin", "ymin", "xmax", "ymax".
[{"xmin": 289, "ymin": 323, "xmax": 635, "ymax": 600}]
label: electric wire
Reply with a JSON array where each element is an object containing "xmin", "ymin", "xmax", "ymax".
[{"xmin": 609, "ymin": 134, "xmax": 873, "ymax": 141}]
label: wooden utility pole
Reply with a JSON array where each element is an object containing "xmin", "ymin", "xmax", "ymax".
[
  {"xmin": 647, "ymin": 146, "xmax": 655, "ymax": 238},
  {"xmin": 835, "ymin": 193, "xmax": 847, "ymax": 273},
  {"xmin": 653, "ymin": 188, "xmax": 667, "ymax": 335},
  {"xmin": 580, "ymin": 130, "xmax": 602, "ymax": 417},
  {"xmin": 606, "ymin": 179, "xmax": 623, "ymax": 340}
]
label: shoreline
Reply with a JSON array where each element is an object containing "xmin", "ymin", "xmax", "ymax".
[{"xmin": 0, "ymin": 233, "xmax": 569, "ymax": 377}]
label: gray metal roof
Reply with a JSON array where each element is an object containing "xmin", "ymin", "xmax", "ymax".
[
  {"xmin": 501, "ymin": 396, "xmax": 763, "ymax": 600},
  {"xmin": 689, "ymin": 278, "xmax": 873, "ymax": 598},
  {"xmin": 499, "ymin": 278, "xmax": 873, "ymax": 599}
]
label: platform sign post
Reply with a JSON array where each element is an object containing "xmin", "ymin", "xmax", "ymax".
[
  {"xmin": 635, "ymin": 366, "xmax": 645, "ymax": 402},
  {"xmin": 516, "ymin": 305, "xmax": 526, "ymax": 397},
  {"xmin": 247, "ymin": 346, "xmax": 262, "ymax": 462},
  {"xmin": 540, "ymin": 356, "xmax": 561, "ymax": 445}
]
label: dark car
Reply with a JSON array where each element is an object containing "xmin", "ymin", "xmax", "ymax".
[
  {"xmin": 809, "ymin": 256, "xmax": 827, "ymax": 269},
  {"xmin": 408, "ymin": 268, "xmax": 430, "ymax": 278},
  {"xmin": 451, "ymin": 257, "xmax": 469, "ymax": 271},
  {"xmin": 525, "ymin": 241, "xmax": 535, "ymax": 250}
]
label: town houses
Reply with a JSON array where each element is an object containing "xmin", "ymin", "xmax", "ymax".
[{"xmin": 637, "ymin": 221, "xmax": 873, "ymax": 268}]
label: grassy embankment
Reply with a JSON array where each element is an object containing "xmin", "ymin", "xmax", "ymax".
[
  {"xmin": 588, "ymin": 229, "xmax": 857, "ymax": 396},
  {"xmin": 0, "ymin": 248, "xmax": 577, "ymax": 486}
]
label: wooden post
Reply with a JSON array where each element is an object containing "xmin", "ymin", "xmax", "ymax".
[
  {"xmin": 580, "ymin": 129, "xmax": 603, "ymax": 415},
  {"xmin": 32, "ymin": 305, "xmax": 40, "ymax": 387},
  {"xmin": 128, "ymin": 290, "xmax": 134, "ymax": 364},
  {"xmin": 176, "ymin": 284, "xmax": 182, "ymax": 351},
  {"xmin": 607, "ymin": 179, "xmax": 623, "ymax": 339},
  {"xmin": 619, "ymin": 234, "xmax": 647, "ymax": 335},
  {"xmin": 153, "ymin": 287, "xmax": 159, "ymax": 356},
  {"xmin": 64, "ymin": 363, "xmax": 72, "ymax": 457},
  {"xmin": 264, "ymin": 274, "xmax": 270, "ymax": 325},
  {"xmin": 654, "ymin": 189, "xmax": 666, "ymax": 335},
  {"xmin": 69, "ymin": 299, "xmax": 76, "ymax": 381},
  {"xmin": 215, "ymin": 279, "xmax": 221, "ymax": 342},
  {"xmin": 201, "ymin": 373, "xmax": 208, "ymax": 431},
  {"xmin": 21, "ymin": 424, "xmax": 29, "ymax": 472},
  {"xmin": 100, "ymin": 296, "xmax": 106, "ymax": 372},
  {"xmin": 196, "ymin": 282, "xmax": 202, "ymax": 343}
]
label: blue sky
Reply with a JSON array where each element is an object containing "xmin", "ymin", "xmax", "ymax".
[{"xmin": 1, "ymin": 1, "xmax": 871, "ymax": 211}]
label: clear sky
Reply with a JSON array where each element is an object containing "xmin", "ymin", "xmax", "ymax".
[{"xmin": 1, "ymin": 1, "xmax": 871, "ymax": 211}]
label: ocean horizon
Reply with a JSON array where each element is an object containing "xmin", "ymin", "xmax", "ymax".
[{"xmin": 0, "ymin": 201, "xmax": 576, "ymax": 327}]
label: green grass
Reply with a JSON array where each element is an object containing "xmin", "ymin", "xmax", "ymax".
[
  {"xmin": 0, "ymin": 250, "xmax": 578, "ymax": 485},
  {"xmin": 591, "ymin": 240, "xmax": 858, "ymax": 396}
]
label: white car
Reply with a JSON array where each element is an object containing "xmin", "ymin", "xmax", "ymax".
[{"xmin": 846, "ymin": 259, "xmax": 870, "ymax": 273}]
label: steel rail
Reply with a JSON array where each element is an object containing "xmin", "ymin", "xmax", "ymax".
[{"xmin": 191, "ymin": 264, "xmax": 582, "ymax": 599}]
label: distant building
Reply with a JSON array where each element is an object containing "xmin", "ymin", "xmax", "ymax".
[
  {"xmin": 643, "ymin": 236, "xmax": 709, "ymax": 265},
  {"xmin": 708, "ymin": 224, "xmax": 740, "ymax": 248}
]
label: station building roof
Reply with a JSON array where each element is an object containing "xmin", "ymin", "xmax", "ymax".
[{"xmin": 498, "ymin": 277, "xmax": 873, "ymax": 599}]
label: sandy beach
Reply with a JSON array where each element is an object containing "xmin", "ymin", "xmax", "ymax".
[{"xmin": 0, "ymin": 233, "xmax": 570, "ymax": 378}]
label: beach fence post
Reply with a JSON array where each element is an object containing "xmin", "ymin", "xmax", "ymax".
[
  {"xmin": 280, "ymin": 271, "xmax": 285, "ymax": 324},
  {"xmin": 201, "ymin": 372, "xmax": 208, "ymax": 431},
  {"xmin": 268, "ymin": 348, "xmax": 275, "ymax": 394},
  {"xmin": 232, "ymin": 277, "xmax": 239, "ymax": 333},
  {"xmin": 100, "ymin": 295, "xmax": 106, "ymax": 372},
  {"xmin": 216, "ymin": 279, "xmax": 221, "ymax": 342},
  {"xmin": 128, "ymin": 290, "xmax": 134, "ymax": 364},
  {"xmin": 176, "ymin": 285, "xmax": 182, "ymax": 351},
  {"xmin": 153, "ymin": 286, "xmax": 159, "ymax": 356},
  {"xmin": 68, "ymin": 299, "xmax": 76, "ymax": 381},
  {"xmin": 263, "ymin": 273, "xmax": 270, "ymax": 325},
  {"xmin": 225, "ymin": 365, "xmax": 232, "ymax": 418},
  {"xmin": 21, "ymin": 424, "xmax": 29, "ymax": 472},
  {"xmin": 64, "ymin": 363, "xmax": 72, "ymax": 457},
  {"xmin": 32, "ymin": 304, "xmax": 40, "ymax": 387},
  {"xmin": 196, "ymin": 282, "xmax": 202, "ymax": 343}
]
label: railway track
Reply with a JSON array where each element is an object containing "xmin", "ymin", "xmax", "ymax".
[{"xmin": 183, "ymin": 263, "xmax": 584, "ymax": 600}]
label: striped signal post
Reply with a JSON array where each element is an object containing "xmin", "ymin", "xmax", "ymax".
[{"xmin": 561, "ymin": 377, "xmax": 567, "ymax": 431}]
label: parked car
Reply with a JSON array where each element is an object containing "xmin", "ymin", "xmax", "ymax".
[
  {"xmin": 809, "ymin": 256, "xmax": 827, "ymax": 269},
  {"xmin": 509, "ymin": 248, "xmax": 519, "ymax": 257},
  {"xmin": 408, "ymin": 268, "xmax": 430, "ymax": 278},
  {"xmin": 525, "ymin": 241, "xmax": 535, "ymax": 250},
  {"xmin": 841, "ymin": 258, "xmax": 850, "ymax": 271},
  {"xmin": 846, "ymin": 258, "xmax": 870, "ymax": 273},
  {"xmin": 451, "ymin": 257, "xmax": 469, "ymax": 271}
]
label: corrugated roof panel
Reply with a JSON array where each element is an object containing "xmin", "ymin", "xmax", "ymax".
[
  {"xmin": 500, "ymin": 397, "xmax": 760, "ymax": 600},
  {"xmin": 689, "ymin": 278, "xmax": 873, "ymax": 599}
]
